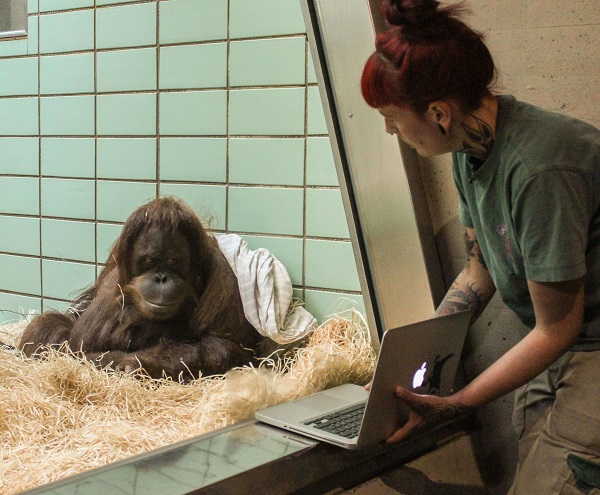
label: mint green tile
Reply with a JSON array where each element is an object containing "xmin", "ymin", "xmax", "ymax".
[
  {"xmin": 97, "ymin": 222, "xmax": 122, "ymax": 262},
  {"xmin": 97, "ymin": 180, "xmax": 156, "ymax": 222},
  {"xmin": 97, "ymin": 138, "xmax": 156, "ymax": 180},
  {"xmin": 0, "ymin": 292, "xmax": 41, "ymax": 323},
  {"xmin": 243, "ymin": 235, "xmax": 303, "ymax": 285},
  {"xmin": 159, "ymin": 43, "xmax": 226, "ymax": 89},
  {"xmin": 306, "ymin": 137, "xmax": 338, "ymax": 186},
  {"xmin": 228, "ymin": 186, "xmax": 303, "ymax": 236},
  {"xmin": 39, "ymin": 10, "xmax": 94, "ymax": 54},
  {"xmin": 159, "ymin": 0, "xmax": 227, "ymax": 44},
  {"xmin": 41, "ymin": 138, "xmax": 95, "ymax": 178},
  {"xmin": 160, "ymin": 138, "xmax": 226, "ymax": 182},
  {"xmin": 43, "ymin": 298, "xmax": 72, "ymax": 312},
  {"xmin": 229, "ymin": 88, "xmax": 304, "ymax": 136},
  {"xmin": 0, "ymin": 216, "xmax": 40, "ymax": 256},
  {"xmin": 229, "ymin": 138, "xmax": 304, "ymax": 185},
  {"xmin": 230, "ymin": 37, "xmax": 305, "ymax": 87},
  {"xmin": 41, "ymin": 178, "xmax": 95, "ymax": 219},
  {"xmin": 26, "ymin": 14, "xmax": 38, "ymax": 55},
  {"xmin": 0, "ymin": 177, "xmax": 39, "ymax": 215},
  {"xmin": 96, "ymin": 3, "xmax": 157, "ymax": 50},
  {"xmin": 0, "ymin": 97, "xmax": 38, "ymax": 135},
  {"xmin": 304, "ymin": 290, "xmax": 366, "ymax": 324},
  {"xmin": 40, "ymin": 52, "xmax": 94, "ymax": 95},
  {"xmin": 96, "ymin": 0, "xmax": 132, "ymax": 5},
  {"xmin": 0, "ymin": 137, "xmax": 39, "ymax": 175},
  {"xmin": 0, "ymin": 38, "xmax": 28, "ymax": 57},
  {"xmin": 97, "ymin": 93, "xmax": 156, "ymax": 136},
  {"xmin": 29, "ymin": 1, "xmax": 39, "ymax": 14},
  {"xmin": 0, "ymin": 57, "xmax": 38, "ymax": 96},
  {"xmin": 306, "ymin": 188, "xmax": 349, "ymax": 239},
  {"xmin": 160, "ymin": 91, "xmax": 226, "ymax": 136},
  {"xmin": 307, "ymin": 86, "xmax": 328, "ymax": 134},
  {"xmin": 159, "ymin": 185, "xmax": 226, "ymax": 230},
  {"xmin": 40, "ymin": 95, "xmax": 95, "ymax": 135},
  {"xmin": 97, "ymin": 47, "xmax": 157, "ymax": 92},
  {"xmin": 39, "ymin": 0, "xmax": 93, "ymax": 11},
  {"xmin": 230, "ymin": 0, "xmax": 304, "ymax": 39},
  {"xmin": 305, "ymin": 239, "xmax": 360, "ymax": 291},
  {"xmin": 42, "ymin": 259, "xmax": 96, "ymax": 300},
  {"xmin": 0, "ymin": 254, "xmax": 41, "ymax": 295},
  {"xmin": 41, "ymin": 219, "xmax": 95, "ymax": 262}
]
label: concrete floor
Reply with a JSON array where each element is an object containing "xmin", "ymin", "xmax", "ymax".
[{"xmin": 332, "ymin": 434, "xmax": 489, "ymax": 495}]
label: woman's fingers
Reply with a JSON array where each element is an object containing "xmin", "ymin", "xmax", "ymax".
[{"xmin": 386, "ymin": 386, "xmax": 473, "ymax": 443}]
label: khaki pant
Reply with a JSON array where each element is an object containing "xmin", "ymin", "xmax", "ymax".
[{"xmin": 509, "ymin": 350, "xmax": 600, "ymax": 495}]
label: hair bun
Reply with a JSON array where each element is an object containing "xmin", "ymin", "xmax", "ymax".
[{"xmin": 383, "ymin": 0, "xmax": 440, "ymax": 26}]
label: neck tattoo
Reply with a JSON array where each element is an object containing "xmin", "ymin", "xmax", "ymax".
[{"xmin": 460, "ymin": 114, "xmax": 495, "ymax": 160}]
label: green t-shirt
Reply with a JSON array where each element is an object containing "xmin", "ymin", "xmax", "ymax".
[{"xmin": 453, "ymin": 95, "xmax": 600, "ymax": 350}]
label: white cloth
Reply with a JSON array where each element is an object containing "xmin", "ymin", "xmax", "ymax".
[{"xmin": 216, "ymin": 234, "xmax": 317, "ymax": 344}]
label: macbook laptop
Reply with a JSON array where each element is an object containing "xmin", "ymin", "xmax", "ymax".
[{"xmin": 255, "ymin": 310, "xmax": 471, "ymax": 449}]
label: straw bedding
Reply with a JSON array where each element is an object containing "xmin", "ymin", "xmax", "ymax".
[{"xmin": 0, "ymin": 311, "xmax": 375, "ymax": 495}]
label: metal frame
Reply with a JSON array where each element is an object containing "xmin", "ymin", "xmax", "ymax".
[{"xmin": 301, "ymin": 0, "xmax": 446, "ymax": 349}]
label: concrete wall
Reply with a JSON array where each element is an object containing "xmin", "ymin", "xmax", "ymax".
[{"xmin": 419, "ymin": 1, "xmax": 600, "ymax": 492}]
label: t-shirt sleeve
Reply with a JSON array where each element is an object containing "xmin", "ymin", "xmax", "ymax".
[
  {"xmin": 513, "ymin": 169, "xmax": 591, "ymax": 282},
  {"xmin": 452, "ymin": 154, "xmax": 474, "ymax": 228}
]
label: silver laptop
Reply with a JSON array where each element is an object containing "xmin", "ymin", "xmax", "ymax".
[{"xmin": 255, "ymin": 311, "xmax": 471, "ymax": 450}]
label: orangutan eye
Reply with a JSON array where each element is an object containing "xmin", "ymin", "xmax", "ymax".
[
  {"xmin": 144, "ymin": 257, "xmax": 154, "ymax": 265},
  {"xmin": 166, "ymin": 258, "xmax": 177, "ymax": 265}
]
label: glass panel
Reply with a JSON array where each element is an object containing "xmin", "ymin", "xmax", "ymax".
[{"xmin": 26, "ymin": 423, "xmax": 314, "ymax": 494}]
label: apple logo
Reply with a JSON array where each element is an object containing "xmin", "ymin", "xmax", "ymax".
[{"xmin": 412, "ymin": 362, "xmax": 427, "ymax": 389}]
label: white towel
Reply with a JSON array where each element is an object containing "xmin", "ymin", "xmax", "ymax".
[{"xmin": 216, "ymin": 234, "xmax": 317, "ymax": 344}]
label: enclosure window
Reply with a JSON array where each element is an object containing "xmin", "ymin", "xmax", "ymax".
[{"xmin": 0, "ymin": 0, "xmax": 28, "ymax": 39}]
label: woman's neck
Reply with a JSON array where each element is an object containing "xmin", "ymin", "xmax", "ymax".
[{"xmin": 457, "ymin": 96, "xmax": 498, "ymax": 160}]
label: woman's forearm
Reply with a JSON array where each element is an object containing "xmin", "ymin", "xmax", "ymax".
[
  {"xmin": 451, "ymin": 324, "xmax": 578, "ymax": 408},
  {"xmin": 435, "ymin": 228, "xmax": 496, "ymax": 321},
  {"xmin": 435, "ymin": 267, "xmax": 496, "ymax": 322},
  {"xmin": 451, "ymin": 277, "xmax": 584, "ymax": 408}
]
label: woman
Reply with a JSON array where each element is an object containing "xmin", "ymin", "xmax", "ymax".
[{"xmin": 360, "ymin": 1, "xmax": 600, "ymax": 493}]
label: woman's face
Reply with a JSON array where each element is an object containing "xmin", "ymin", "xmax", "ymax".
[{"xmin": 378, "ymin": 104, "xmax": 451, "ymax": 157}]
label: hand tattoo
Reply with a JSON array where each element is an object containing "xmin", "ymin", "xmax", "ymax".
[{"xmin": 412, "ymin": 400, "xmax": 474, "ymax": 433}]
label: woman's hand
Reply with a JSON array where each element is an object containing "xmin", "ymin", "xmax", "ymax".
[{"xmin": 387, "ymin": 386, "xmax": 474, "ymax": 444}]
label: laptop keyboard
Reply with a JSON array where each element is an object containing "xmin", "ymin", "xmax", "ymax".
[{"xmin": 303, "ymin": 403, "xmax": 366, "ymax": 439}]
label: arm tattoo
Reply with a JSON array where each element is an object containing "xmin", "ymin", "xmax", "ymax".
[
  {"xmin": 460, "ymin": 114, "xmax": 495, "ymax": 160},
  {"xmin": 437, "ymin": 281, "xmax": 486, "ymax": 315},
  {"xmin": 463, "ymin": 230, "xmax": 488, "ymax": 271}
]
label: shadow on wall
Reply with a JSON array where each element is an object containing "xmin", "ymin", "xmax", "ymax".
[
  {"xmin": 433, "ymin": 218, "xmax": 526, "ymax": 495},
  {"xmin": 380, "ymin": 465, "xmax": 488, "ymax": 495},
  {"xmin": 463, "ymin": 297, "xmax": 527, "ymax": 494}
]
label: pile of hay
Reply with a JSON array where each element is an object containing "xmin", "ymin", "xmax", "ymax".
[{"xmin": 0, "ymin": 312, "xmax": 375, "ymax": 495}]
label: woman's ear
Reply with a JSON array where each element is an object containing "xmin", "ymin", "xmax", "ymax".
[{"xmin": 426, "ymin": 101, "xmax": 453, "ymax": 135}]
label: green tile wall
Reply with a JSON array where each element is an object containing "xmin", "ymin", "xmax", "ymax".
[
  {"xmin": 0, "ymin": 0, "xmax": 363, "ymax": 325},
  {"xmin": 41, "ymin": 138, "xmax": 95, "ymax": 177},
  {"xmin": 0, "ymin": 137, "xmax": 39, "ymax": 175},
  {"xmin": 97, "ymin": 48, "xmax": 157, "ymax": 92}
]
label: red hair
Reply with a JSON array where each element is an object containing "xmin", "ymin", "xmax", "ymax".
[{"xmin": 361, "ymin": 1, "xmax": 496, "ymax": 113}]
